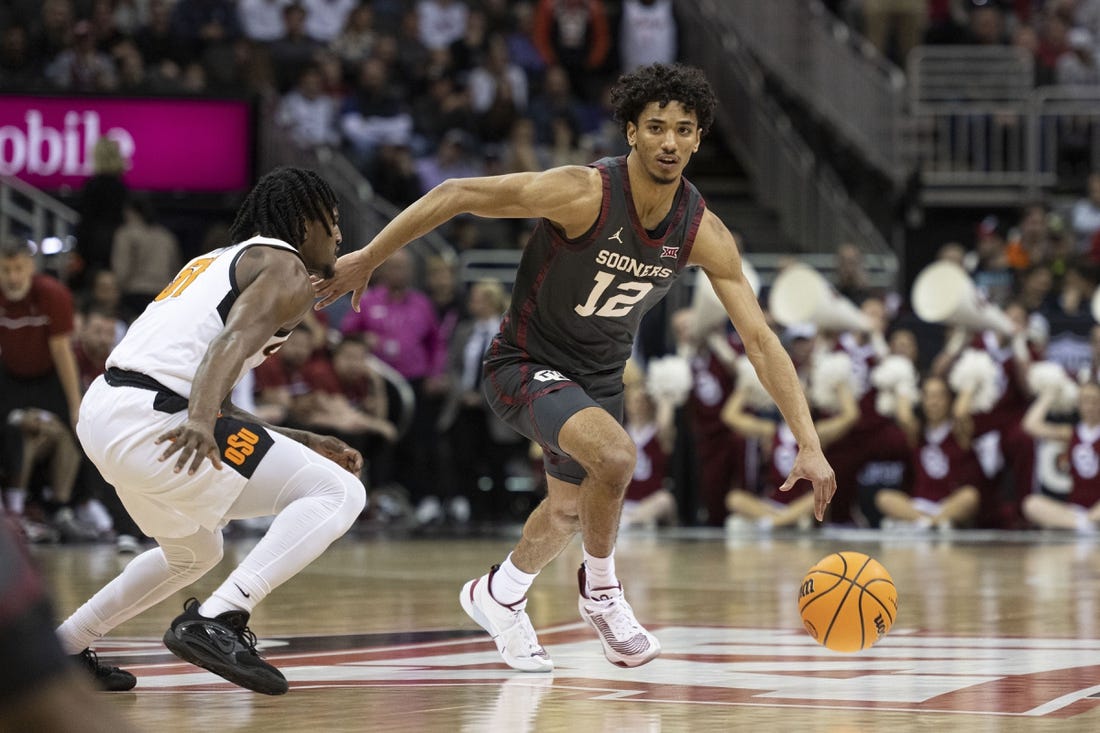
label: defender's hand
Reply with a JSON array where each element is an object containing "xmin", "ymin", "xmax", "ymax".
[
  {"xmin": 778, "ymin": 447, "xmax": 836, "ymax": 522},
  {"xmin": 313, "ymin": 253, "xmax": 376, "ymax": 311}
]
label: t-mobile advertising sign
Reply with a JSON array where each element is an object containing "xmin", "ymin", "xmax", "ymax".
[{"xmin": 0, "ymin": 96, "xmax": 253, "ymax": 192}]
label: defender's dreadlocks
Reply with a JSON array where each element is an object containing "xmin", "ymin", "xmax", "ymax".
[
  {"xmin": 229, "ymin": 167, "xmax": 339, "ymax": 248},
  {"xmin": 610, "ymin": 63, "xmax": 717, "ymax": 138}
]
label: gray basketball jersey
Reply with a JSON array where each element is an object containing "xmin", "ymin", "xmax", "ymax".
[{"xmin": 498, "ymin": 156, "xmax": 706, "ymax": 392}]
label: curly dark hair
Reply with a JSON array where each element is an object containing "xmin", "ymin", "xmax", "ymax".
[
  {"xmin": 229, "ymin": 167, "xmax": 339, "ymax": 249},
  {"xmin": 610, "ymin": 63, "xmax": 717, "ymax": 138}
]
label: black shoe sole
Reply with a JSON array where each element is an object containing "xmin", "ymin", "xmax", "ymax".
[{"xmin": 163, "ymin": 629, "xmax": 288, "ymax": 695}]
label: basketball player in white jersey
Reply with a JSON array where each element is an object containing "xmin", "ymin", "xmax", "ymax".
[{"xmin": 55, "ymin": 167, "xmax": 366, "ymax": 695}]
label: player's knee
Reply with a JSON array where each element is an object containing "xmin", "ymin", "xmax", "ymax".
[
  {"xmin": 323, "ymin": 472, "xmax": 367, "ymax": 533},
  {"xmin": 585, "ymin": 441, "xmax": 636, "ymax": 489}
]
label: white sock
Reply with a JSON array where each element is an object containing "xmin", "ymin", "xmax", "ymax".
[
  {"xmin": 582, "ymin": 546, "xmax": 618, "ymax": 590},
  {"xmin": 489, "ymin": 554, "xmax": 537, "ymax": 605},
  {"xmin": 199, "ymin": 593, "xmax": 249, "ymax": 618}
]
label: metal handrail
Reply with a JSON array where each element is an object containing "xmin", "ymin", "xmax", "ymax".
[{"xmin": 0, "ymin": 174, "xmax": 79, "ymax": 246}]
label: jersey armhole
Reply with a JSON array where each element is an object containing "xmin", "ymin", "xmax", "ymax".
[{"xmin": 545, "ymin": 164, "xmax": 612, "ymax": 251}]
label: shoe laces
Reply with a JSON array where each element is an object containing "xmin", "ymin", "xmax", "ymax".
[
  {"xmin": 78, "ymin": 648, "xmax": 114, "ymax": 677},
  {"xmin": 588, "ymin": 592, "xmax": 644, "ymax": 640},
  {"xmin": 499, "ymin": 606, "xmax": 545, "ymax": 657},
  {"xmin": 219, "ymin": 612, "xmax": 261, "ymax": 655}
]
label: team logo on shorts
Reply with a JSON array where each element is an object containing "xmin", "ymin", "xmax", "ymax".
[
  {"xmin": 533, "ymin": 369, "xmax": 569, "ymax": 383},
  {"xmin": 213, "ymin": 419, "xmax": 274, "ymax": 479}
]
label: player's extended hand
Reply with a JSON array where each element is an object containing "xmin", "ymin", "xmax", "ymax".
[
  {"xmin": 309, "ymin": 434, "xmax": 364, "ymax": 475},
  {"xmin": 313, "ymin": 252, "xmax": 376, "ymax": 312},
  {"xmin": 778, "ymin": 447, "xmax": 836, "ymax": 522},
  {"xmin": 155, "ymin": 420, "xmax": 223, "ymax": 475}
]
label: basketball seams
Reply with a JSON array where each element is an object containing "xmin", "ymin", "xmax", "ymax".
[
  {"xmin": 860, "ymin": 579, "xmax": 897, "ymax": 625},
  {"xmin": 800, "ymin": 552, "xmax": 897, "ymax": 653}
]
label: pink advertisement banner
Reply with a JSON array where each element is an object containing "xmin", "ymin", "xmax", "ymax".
[{"xmin": 0, "ymin": 96, "xmax": 253, "ymax": 192}]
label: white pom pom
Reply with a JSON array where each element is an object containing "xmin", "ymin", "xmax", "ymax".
[
  {"xmin": 1027, "ymin": 361, "xmax": 1079, "ymax": 415},
  {"xmin": 645, "ymin": 355, "xmax": 694, "ymax": 407},
  {"xmin": 735, "ymin": 355, "xmax": 773, "ymax": 411},
  {"xmin": 870, "ymin": 355, "xmax": 919, "ymax": 417},
  {"xmin": 948, "ymin": 349, "xmax": 999, "ymax": 413},
  {"xmin": 809, "ymin": 352, "xmax": 857, "ymax": 412}
]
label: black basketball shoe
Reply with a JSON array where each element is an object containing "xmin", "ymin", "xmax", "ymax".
[
  {"xmin": 71, "ymin": 648, "xmax": 137, "ymax": 691},
  {"xmin": 162, "ymin": 598, "xmax": 288, "ymax": 695}
]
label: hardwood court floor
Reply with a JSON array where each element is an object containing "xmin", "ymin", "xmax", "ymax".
[{"xmin": 34, "ymin": 528, "xmax": 1100, "ymax": 732}]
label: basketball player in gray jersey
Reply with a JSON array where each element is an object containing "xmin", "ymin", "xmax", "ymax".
[{"xmin": 317, "ymin": 64, "xmax": 836, "ymax": 672}]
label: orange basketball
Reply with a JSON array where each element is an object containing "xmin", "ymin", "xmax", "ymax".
[{"xmin": 798, "ymin": 551, "xmax": 897, "ymax": 653}]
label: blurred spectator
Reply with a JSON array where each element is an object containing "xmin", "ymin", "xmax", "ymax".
[
  {"xmin": 269, "ymin": 3, "xmax": 321, "ymax": 92},
  {"xmin": 1005, "ymin": 204, "xmax": 1051, "ymax": 270},
  {"xmin": 136, "ymin": 0, "xmax": 191, "ymax": 82},
  {"xmin": 394, "ymin": 9, "xmax": 432, "ymax": 89},
  {"xmin": 505, "ymin": 1, "xmax": 547, "ymax": 82},
  {"xmin": 968, "ymin": 215, "xmax": 1016, "ymax": 307},
  {"xmin": 0, "ymin": 238, "xmax": 85, "ymax": 537},
  {"xmin": 415, "ymin": 128, "xmax": 484, "ymax": 193},
  {"xmin": 340, "ymin": 249, "xmax": 447, "ymax": 510},
  {"xmin": 88, "ymin": 0, "xmax": 126, "ymax": 51},
  {"xmin": 45, "ymin": 20, "xmax": 118, "ymax": 91},
  {"xmin": 834, "ymin": 242, "xmax": 873, "ymax": 304},
  {"xmin": 340, "ymin": 57, "xmax": 414, "ymax": 167},
  {"xmin": 71, "ymin": 307, "xmax": 119, "ymax": 392},
  {"xmin": 1042, "ymin": 260, "xmax": 1096, "ymax": 372},
  {"xmin": 73, "ymin": 137, "xmax": 128, "ymax": 290},
  {"xmin": 412, "ymin": 71, "xmax": 476, "ymax": 148},
  {"xmin": 1071, "ymin": 173, "xmax": 1100, "ymax": 254},
  {"xmin": 418, "ymin": 0, "xmax": 470, "ymax": 51},
  {"xmin": 277, "ymin": 64, "xmax": 341, "ymax": 148},
  {"xmin": 1057, "ymin": 27, "xmax": 1100, "ymax": 84},
  {"xmin": 528, "ymin": 64, "xmax": 587, "ymax": 144},
  {"xmin": 329, "ymin": 3, "xmax": 378, "ymax": 68},
  {"xmin": 110, "ymin": 196, "xmax": 183, "ymax": 318},
  {"xmin": 368, "ymin": 144, "xmax": 424, "ymax": 208},
  {"xmin": 468, "ymin": 33, "xmax": 529, "ymax": 140},
  {"xmin": 862, "ymin": 0, "xmax": 927, "ymax": 65},
  {"xmin": 437, "ymin": 280, "xmax": 520, "ymax": 523},
  {"xmin": 449, "ymin": 7, "xmax": 489, "ymax": 73},
  {"xmin": 928, "ymin": 2, "xmax": 1010, "ymax": 45},
  {"xmin": 0, "ymin": 23, "xmax": 40, "ymax": 89},
  {"xmin": 1036, "ymin": 10, "xmax": 1071, "ymax": 82},
  {"xmin": 547, "ymin": 113, "xmax": 588, "ymax": 166},
  {"xmin": 424, "ymin": 254, "xmax": 466, "ymax": 343},
  {"xmin": 533, "ymin": 0, "xmax": 611, "ymax": 98},
  {"xmin": 170, "ymin": 0, "xmax": 240, "ymax": 58},
  {"xmin": 1080, "ymin": 0, "xmax": 1100, "ymax": 39},
  {"xmin": 500, "ymin": 117, "xmax": 546, "ymax": 173},
  {"xmin": 619, "ymin": 0, "xmax": 677, "ymax": 73},
  {"xmin": 1021, "ymin": 381, "xmax": 1100, "ymax": 532},
  {"xmin": 108, "ymin": 38, "xmax": 154, "ymax": 93},
  {"xmin": 252, "ymin": 325, "xmax": 322, "ymax": 425},
  {"xmin": 302, "ymin": 0, "xmax": 358, "ymax": 43},
  {"xmin": 875, "ymin": 377, "xmax": 983, "ymax": 530},
  {"xmin": 238, "ymin": 0, "xmax": 291, "ymax": 42},
  {"xmin": 27, "ymin": 0, "xmax": 75, "ymax": 66},
  {"xmin": 621, "ymin": 376, "xmax": 679, "ymax": 529}
]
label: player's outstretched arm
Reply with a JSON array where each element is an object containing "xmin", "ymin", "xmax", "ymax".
[
  {"xmin": 314, "ymin": 166, "xmax": 601, "ymax": 311},
  {"xmin": 689, "ymin": 210, "xmax": 836, "ymax": 520}
]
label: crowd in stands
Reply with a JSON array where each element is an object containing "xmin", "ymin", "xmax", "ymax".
[
  {"xmin": 827, "ymin": 0, "xmax": 1100, "ymax": 83},
  {"xmin": 9, "ymin": 0, "xmax": 1100, "ymax": 546}
]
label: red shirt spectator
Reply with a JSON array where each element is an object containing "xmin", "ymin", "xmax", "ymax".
[{"xmin": 0, "ymin": 273, "xmax": 74, "ymax": 379}]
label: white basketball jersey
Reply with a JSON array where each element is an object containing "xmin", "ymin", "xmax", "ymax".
[{"xmin": 107, "ymin": 235, "xmax": 300, "ymax": 398}]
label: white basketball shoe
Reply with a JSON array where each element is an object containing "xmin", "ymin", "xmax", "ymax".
[
  {"xmin": 460, "ymin": 566, "xmax": 553, "ymax": 673},
  {"xmin": 577, "ymin": 563, "xmax": 661, "ymax": 668}
]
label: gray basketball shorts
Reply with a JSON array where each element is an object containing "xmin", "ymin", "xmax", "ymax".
[{"xmin": 483, "ymin": 358, "xmax": 624, "ymax": 485}]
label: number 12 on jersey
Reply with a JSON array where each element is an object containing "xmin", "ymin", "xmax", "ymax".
[{"xmin": 574, "ymin": 271, "xmax": 654, "ymax": 318}]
